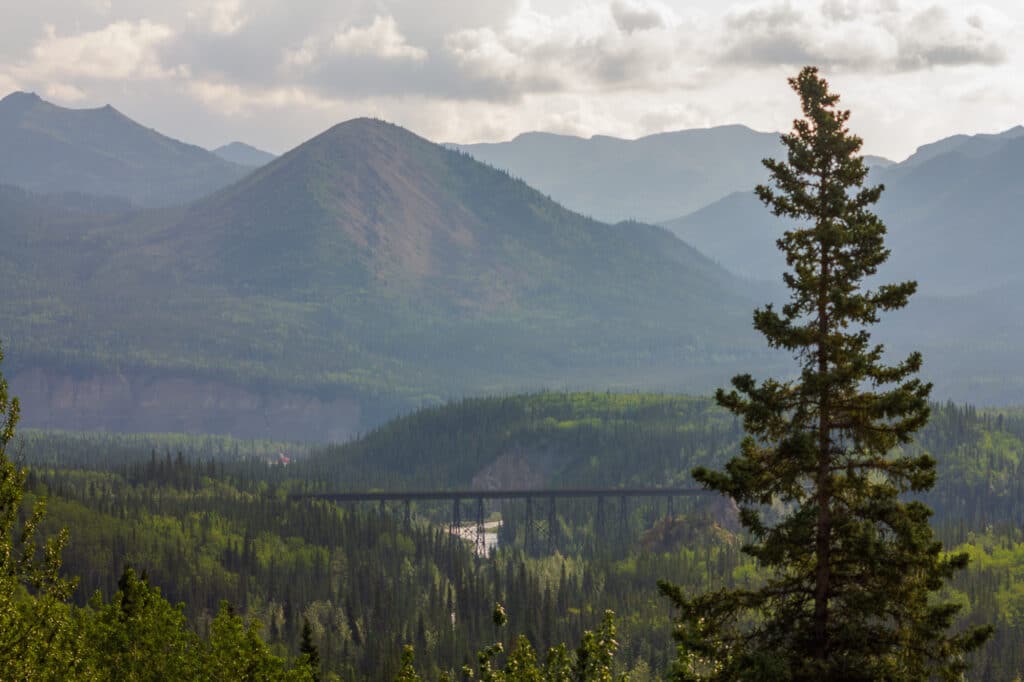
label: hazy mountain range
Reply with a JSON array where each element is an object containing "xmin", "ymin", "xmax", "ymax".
[
  {"xmin": 0, "ymin": 91, "xmax": 248, "ymax": 206},
  {"xmin": 454, "ymin": 127, "xmax": 894, "ymax": 224},
  {"xmin": 664, "ymin": 125, "xmax": 1024, "ymax": 296},
  {"xmin": 0, "ymin": 91, "xmax": 1021, "ymax": 439}
]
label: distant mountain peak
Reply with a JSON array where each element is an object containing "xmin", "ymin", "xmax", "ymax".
[
  {"xmin": 903, "ymin": 125, "xmax": 1024, "ymax": 167},
  {"xmin": 1, "ymin": 90, "xmax": 42, "ymax": 103},
  {"xmin": 0, "ymin": 91, "xmax": 45, "ymax": 114},
  {"xmin": 212, "ymin": 141, "xmax": 276, "ymax": 167},
  {"xmin": 322, "ymin": 116, "xmax": 395, "ymax": 134},
  {"xmin": 0, "ymin": 91, "xmax": 248, "ymax": 205}
]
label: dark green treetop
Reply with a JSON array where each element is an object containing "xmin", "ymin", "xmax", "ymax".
[
  {"xmin": 659, "ymin": 66, "xmax": 992, "ymax": 681},
  {"xmin": 300, "ymin": 617, "xmax": 321, "ymax": 682}
]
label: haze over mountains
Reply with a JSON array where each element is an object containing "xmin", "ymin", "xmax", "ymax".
[
  {"xmin": 454, "ymin": 126, "xmax": 784, "ymax": 224},
  {"xmin": 665, "ymin": 126, "xmax": 1024, "ymax": 296},
  {"xmin": 454, "ymin": 127, "xmax": 894, "ymax": 225},
  {"xmin": 0, "ymin": 92, "xmax": 1022, "ymax": 439},
  {"xmin": 0, "ymin": 92, "xmax": 248, "ymax": 206}
]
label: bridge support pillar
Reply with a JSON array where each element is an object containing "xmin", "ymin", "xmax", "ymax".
[
  {"xmin": 547, "ymin": 497, "xmax": 557, "ymax": 553},
  {"xmin": 476, "ymin": 498, "xmax": 486, "ymax": 557},
  {"xmin": 525, "ymin": 497, "xmax": 534, "ymax": 554},
  {"xmin": 619, "ymin": 495, "xmax": 628, "ymax": 544},
  {"xmin": 450, "ymin": 498, "xmax": 462, "ymax": 539}
]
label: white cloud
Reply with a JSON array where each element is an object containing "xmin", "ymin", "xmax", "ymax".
[
  {"xmin": 282, "ymin": 37, "xmax": 318, "ymax": 68},
  {"xmin": 0, "ymin": 72, "xmax": 22, "ymax": 94},
  {"xmin": 719, "ymin": 0, "xmax": 1010, "ymax": 71},
  {"xmin": 26, "ymin": 21, "xmax": 182, "ymax": 81},
  {"xmin": 187, "ymin": 0, "xmax": 247, "ymax": 35},
  {"xmin": 444, "ymin": 2, "xmax": 700, "ymax": 97},
  {"xmin": 44, "ymin": 82, "xmax": 87, "ymax": 102},
  {"xmin": 611, "ymin": 0, "xmax": 672, "ymax": 32},
  {"xmin": 0, "ymin": 1, "xmax": 1020, "ymax": 161},
  {"xmin": 187, "ymin": 79, "xmax": 335, "ymax": 116},
  {"xmin": 332, "ymin": 16, "xmax": 428, "ymax": 62}
]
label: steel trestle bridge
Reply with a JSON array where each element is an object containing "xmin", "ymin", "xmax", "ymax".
[{"xmin": 297, "ymin": 487, "xmax": 712, "ymax": 555}]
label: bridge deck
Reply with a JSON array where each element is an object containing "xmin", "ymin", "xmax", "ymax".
[{"xmin": 296, "ymin": 487, "xmax": 709, "ymax": 502}]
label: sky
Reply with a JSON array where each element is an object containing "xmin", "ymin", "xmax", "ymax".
[{"xmin": 1, "ymin": 0, "xmax": 1022, "ymax": 161}]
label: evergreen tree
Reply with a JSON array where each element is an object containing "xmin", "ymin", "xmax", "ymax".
[
  {"xmin": 659, "ymin": 67, "xmax": 992, "ymax": 680},
  {"xmin": 0, "ymin": 342, "xmax": 80, "ymax": 678},
  {"xmin": 84, "ymin": 566, "xmax": 201, "ymax": 681},
  {"xmin": 300, "ymin": 617, "xmax": 321, "ymax": 682}
]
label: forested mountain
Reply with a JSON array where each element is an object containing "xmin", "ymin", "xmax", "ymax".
[
  {"xmin": 213, "ymin": 141, "xmax": 277, "ymax": 167},
  {"xmin": 0, "ymin": 91, "xmax": 249, "ymax": 206},
  {"xmin": 664, "ymin": 126, "xmax": 1024, "ymax": 296},
  {"xmin": 0, "ymin": 118, "xmax": 770, "ymax": 439}
]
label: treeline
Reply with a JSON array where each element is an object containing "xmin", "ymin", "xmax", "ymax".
[{"xmin": 12, "ymin": 393, "xmax": 1024, "ymax": 679}]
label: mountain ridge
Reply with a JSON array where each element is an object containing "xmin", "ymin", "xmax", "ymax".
[
  {"xmin": 0, "ymin": 91, "xmax": 250, "ymax": 206},
  {"xmin": 453, "ymin": 124, "xmax": 791, "ymax": 223}
]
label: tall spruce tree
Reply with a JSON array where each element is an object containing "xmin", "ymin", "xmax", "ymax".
[{"xmin": 658, "ymin": 67, "xmax": 991, "ymax": 681}]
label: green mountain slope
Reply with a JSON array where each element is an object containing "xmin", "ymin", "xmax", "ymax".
[
  {"xmin": 0, "ymin": 119, "xmax": 772, "ymax": 438},
  {"xmin": 0, "ymin": 91, "xmax": 249, "ymax": 206}
]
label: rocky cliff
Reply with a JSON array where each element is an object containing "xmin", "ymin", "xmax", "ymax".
[{"xmin": 10, "ymin": 368, "xmax": 361, "ymax": 442}]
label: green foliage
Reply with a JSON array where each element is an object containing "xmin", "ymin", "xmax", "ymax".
[
  {"xmin": 82, "ymin": 567, "xmax": 201, "ymax": 680},
  {"xmin": 0, "ymin": 341, "xmax": 80, "ymax": 679},
  {"xmin": 406, "ymin": 606, "xmax": 621, "ymax": 682},
  {"xmin": 394, "ymin": 644, "xmax": 422, "ymax": 682},
  {"xmin": 300, "ymin": 617, "xmax": 321, "ymax": 681},
  {"xmin": 660, "ymin": 67, "xmax": 992, "ymax": 680},
  {"xmin": 303, "ymin": 392, "xmax": 738, "ymax": 491},
  {"xmin": 8, "ymin": 392, "xmax": 1024, "ymax": 679},
  {"xmin": 204, "ymin": 601, "xmax": 313, "ymax": 681}
]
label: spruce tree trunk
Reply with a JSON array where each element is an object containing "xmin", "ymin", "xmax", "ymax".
[{"xmin": 813, "ymin": 193, "xmax": 832, "ymax": 661}]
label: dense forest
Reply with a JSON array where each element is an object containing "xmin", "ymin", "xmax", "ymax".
[{"xmin": 8, "ymin": 393, "xmax": 1024, "ymax": 679}]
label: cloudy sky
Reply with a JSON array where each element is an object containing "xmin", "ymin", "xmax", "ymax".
[{"xmin": 1, "ymin": 0, "xmax": 1021, "ymax": 160}]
